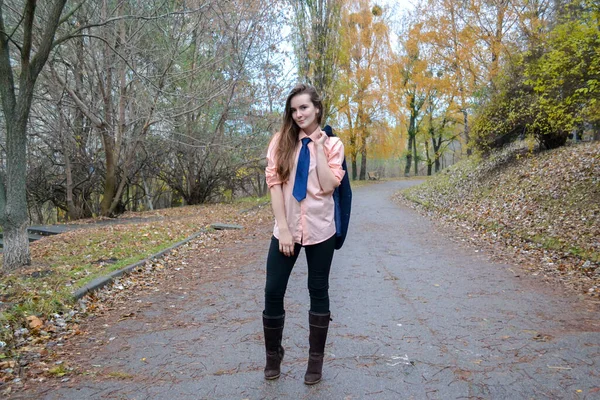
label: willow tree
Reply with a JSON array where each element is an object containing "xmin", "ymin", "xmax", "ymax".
[
  {"xmin": 289, "ymin": 0, "xmax": 344, "ymax": 122},
  {"xmin": 0, "ymin": 0, "xmax": 69, "ymax": 271}
]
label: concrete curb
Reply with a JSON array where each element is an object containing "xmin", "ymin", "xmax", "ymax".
[
  {"xmin": 239, "ymin": 200, "xmax": 270, "ymax": 214},
  {"xmin": 72, "ymin": 224, "xmax": 242, "ymax": 300}
]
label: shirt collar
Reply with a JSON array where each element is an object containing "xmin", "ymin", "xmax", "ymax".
[{"xmin": 298, "ymin": 125, "xmax": 321, "ymax": 142}]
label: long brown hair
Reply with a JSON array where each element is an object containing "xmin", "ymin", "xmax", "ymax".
[{"xmin": 275, "ymin": 84, "xmax": 323, "ymax": 182}]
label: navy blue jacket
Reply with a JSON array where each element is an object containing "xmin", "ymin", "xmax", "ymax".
[{"xmin": 324, "ymin": 125, "xmax": 352, "ymax": 250}]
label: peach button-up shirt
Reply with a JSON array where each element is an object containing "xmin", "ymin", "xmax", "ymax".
[{"xmin": 265, "ymin": 127, "xmax": 346, "ymax": 246}]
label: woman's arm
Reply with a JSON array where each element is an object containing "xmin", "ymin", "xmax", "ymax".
[
  {"xmin": 315, "ymin": 132, "xmax": 341, "ymax": 195},
  {"xmin": 270, "ymin": 184, "xmax": 295, "ymax": 256}
]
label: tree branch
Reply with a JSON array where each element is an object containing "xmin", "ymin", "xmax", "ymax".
[
  {"xmin": 30, "ymin": 0, "xmax": 68, "ymax": 77},
  {"xmin": 52, "ymin": 5, "xmax": 210, "ymax": 48},
  {"xmin": 0, "ymin": 28, "xmax": 22, "ymax": 53},
  {"xmin": 0, "ymin": 1, "xmax": 16, "ymax": 119},
  {"xmin": 50, "ymin": 63, "xmax": 106, "ymax": 128},
  {"xmin": 4, "ymin": 1, "xmax": 25, "ymax": 45},
  {"xmin": 58, "ymin": 1, "xmax": 85, "ymax": 26},
  {"xmin": 21, "ymin": 0, "xmax": 35, "ymax": 71}
]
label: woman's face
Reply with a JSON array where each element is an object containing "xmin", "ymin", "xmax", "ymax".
[{"xmin": 290, "ymin": 93, "xmax": 319, "ymax": 132}]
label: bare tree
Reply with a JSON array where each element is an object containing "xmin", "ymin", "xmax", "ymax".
[
  {"xmin": 2, "ymin": 0, "xmax": 289, "ymax": 246},
  {"xmin": 153, "ymin": 0, "xmax": 286, "ymax": 204},
  {"xmin": 49, "ymin": 0, "xmax": 195, "ymax": 216},
  {"xmin": 0, "ymin": 0, "xmax": 68, "ymax": 271}
]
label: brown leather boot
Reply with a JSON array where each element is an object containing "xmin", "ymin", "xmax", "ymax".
[
  {"xmin": 304, "ymin": 311, "xmax": 331, "ymax": 385},
  {"xmin": 263, "ymin": 312, "xmax": 285, "ymax": 380}
]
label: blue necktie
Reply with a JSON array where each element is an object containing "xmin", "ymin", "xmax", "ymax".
[{"xmin": 293, "ymin": 137, "xmax": 311, "ymax": 202}]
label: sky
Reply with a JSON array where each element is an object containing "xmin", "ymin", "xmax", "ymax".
[
  {"xmin": 381, "ymin": 0, "xmax": 416, "ymax": 51},
  {"xmin": 382, "ymin": 0, "xmax": 416, "ymax": 14}
]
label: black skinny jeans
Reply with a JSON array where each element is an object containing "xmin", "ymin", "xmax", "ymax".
[{"xmin": 264, "ymin": 235, "xmax": 336, "ymax": 317}]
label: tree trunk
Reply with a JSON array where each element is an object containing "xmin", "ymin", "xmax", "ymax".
[
  {"xmin": 107, "ymin": 166, "xmax": 129, "ymax": 216},
  {"xmin": 0, "ymin": 116, "xmax": 31, "ymax": 270},
  {"xmin": 424, "ymin": 140, "xmax": 432, "ymax": 176},
  {"xmin": 58, "ymin": 109, "xmax": 79, "ymax": 221},
  {"xmin": 433, "ymin": 137, "xmax": 442, "ymax": 173},
  {"xmin": 142, "ymin": 173, "xmax": 154, "ymax": 210},
  {"xmin": 99, "ymin": 0, "xmax": 117, "ymax": 216},
  {"xmin": 348, "ymin": 129, "xmax": 357, "ymax": 181},
  {"xmin": 404, "ymin": 135, "xmax": 413, "ymax": 176},
  {"xmin": 463, "ymin": 109, "xmax": 471, "ymax": 156},
  {"xmin": 64, "ymin": 146, "xmax": 81, "ymax": 220},
  {"xmin": 359, "ymin": 134, "xmax": 367, "ymax": 181},
  {"xmin": 1, "ymin": 89, "xmax": 33, "ymax": 269},
  {"xmin": 490, "ymin": 10, "xmax": 502, "ymax": 88},
  {"xmin": 100, "ymin": 128, "xmax": 117, "ymax": 216},
  {"xmin": 261, "ymin": 177, "xmax": 268, "ymax": 198},
  {"xmin": 0, "ymin": 74, "xmax": 31, "ymax": 271},
  {"xmin": 2, "ymin": 220, "xmax": 31, "ymax": 269},
  {"xmin": 412, "ymin": 132, "xmax": 418, "ymax": 176}
]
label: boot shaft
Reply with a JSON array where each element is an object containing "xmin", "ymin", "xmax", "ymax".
[
  {"xmin": 263, "ymin": 312, "xmax": 285, "ymax": 380},
  {"xmin": 263, "ymin": 313, "xmax": 285, "ymax": 352},
  {"xmin": 305, "ymin": 311, "xmax": 331, "ymax": 385},
  {"xmin": 308, "ymin": 311, "xmax": 330, "ymax": 354}
]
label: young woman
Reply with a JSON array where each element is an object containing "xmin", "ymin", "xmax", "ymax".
[{"xmin": 262, "ymin": 84, "xmax": 345, "ymax": 385}]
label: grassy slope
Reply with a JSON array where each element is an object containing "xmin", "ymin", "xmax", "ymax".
[
  {"xmin": 0, "ymin": 197, "xmax": 270, "ymax": 353},
  {"xmin": 400, "ymin": 141, "xmax": 600, "ymax": 295}
]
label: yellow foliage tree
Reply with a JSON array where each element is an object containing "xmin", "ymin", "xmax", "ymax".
[
  {"xmin": 335, "ymin": 0, "xmax": 391, "ymax": 180},
  {"xmin": 387, "ymin": 22, "xmax": 435, "ymax": 176},
  {"xmin": 415, "ymin": 0, "xmax": 519, "ymax": 155}
]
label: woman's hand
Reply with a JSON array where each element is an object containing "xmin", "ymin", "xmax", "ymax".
[
  {"xmin": 316, "ymin": 130, "xmax": 328, "ymax": 147},
  {"xmin": 314, "ymin": 131, "xmax": 339, "ymax": 194},
  {"xmin": 269, "ymin": 184, "xmax": 295, "ymax": 257},
  {"xmin": 278, "ymin": 228, "xmax": 295, "ymax": 257}
]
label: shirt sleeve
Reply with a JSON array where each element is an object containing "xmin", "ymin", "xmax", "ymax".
[
  {"xmin": 265, "ymin": 133, "xmax": 283, "ymax": 188},
  {"xmin": 325, "ymin": 137, "xmax": 346, "ymax": 185}
]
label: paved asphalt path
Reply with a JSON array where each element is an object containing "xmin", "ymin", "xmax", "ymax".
[{"xmin": 34, "ymin": 180, "xmax": 599, "ymax": 399}]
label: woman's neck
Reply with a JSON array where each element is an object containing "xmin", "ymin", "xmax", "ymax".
[{"xmin": 302, "ymin": 122, "xmax": 319, "ymax": 136}]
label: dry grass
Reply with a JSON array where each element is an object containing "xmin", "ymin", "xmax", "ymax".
[
  {"xmin": 399, "ymin": 141, "xmax": 600, "ymax": 296},
  {"xmin": 0, "ymin": 198, "xmax": 270, "ymax": 357}
]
